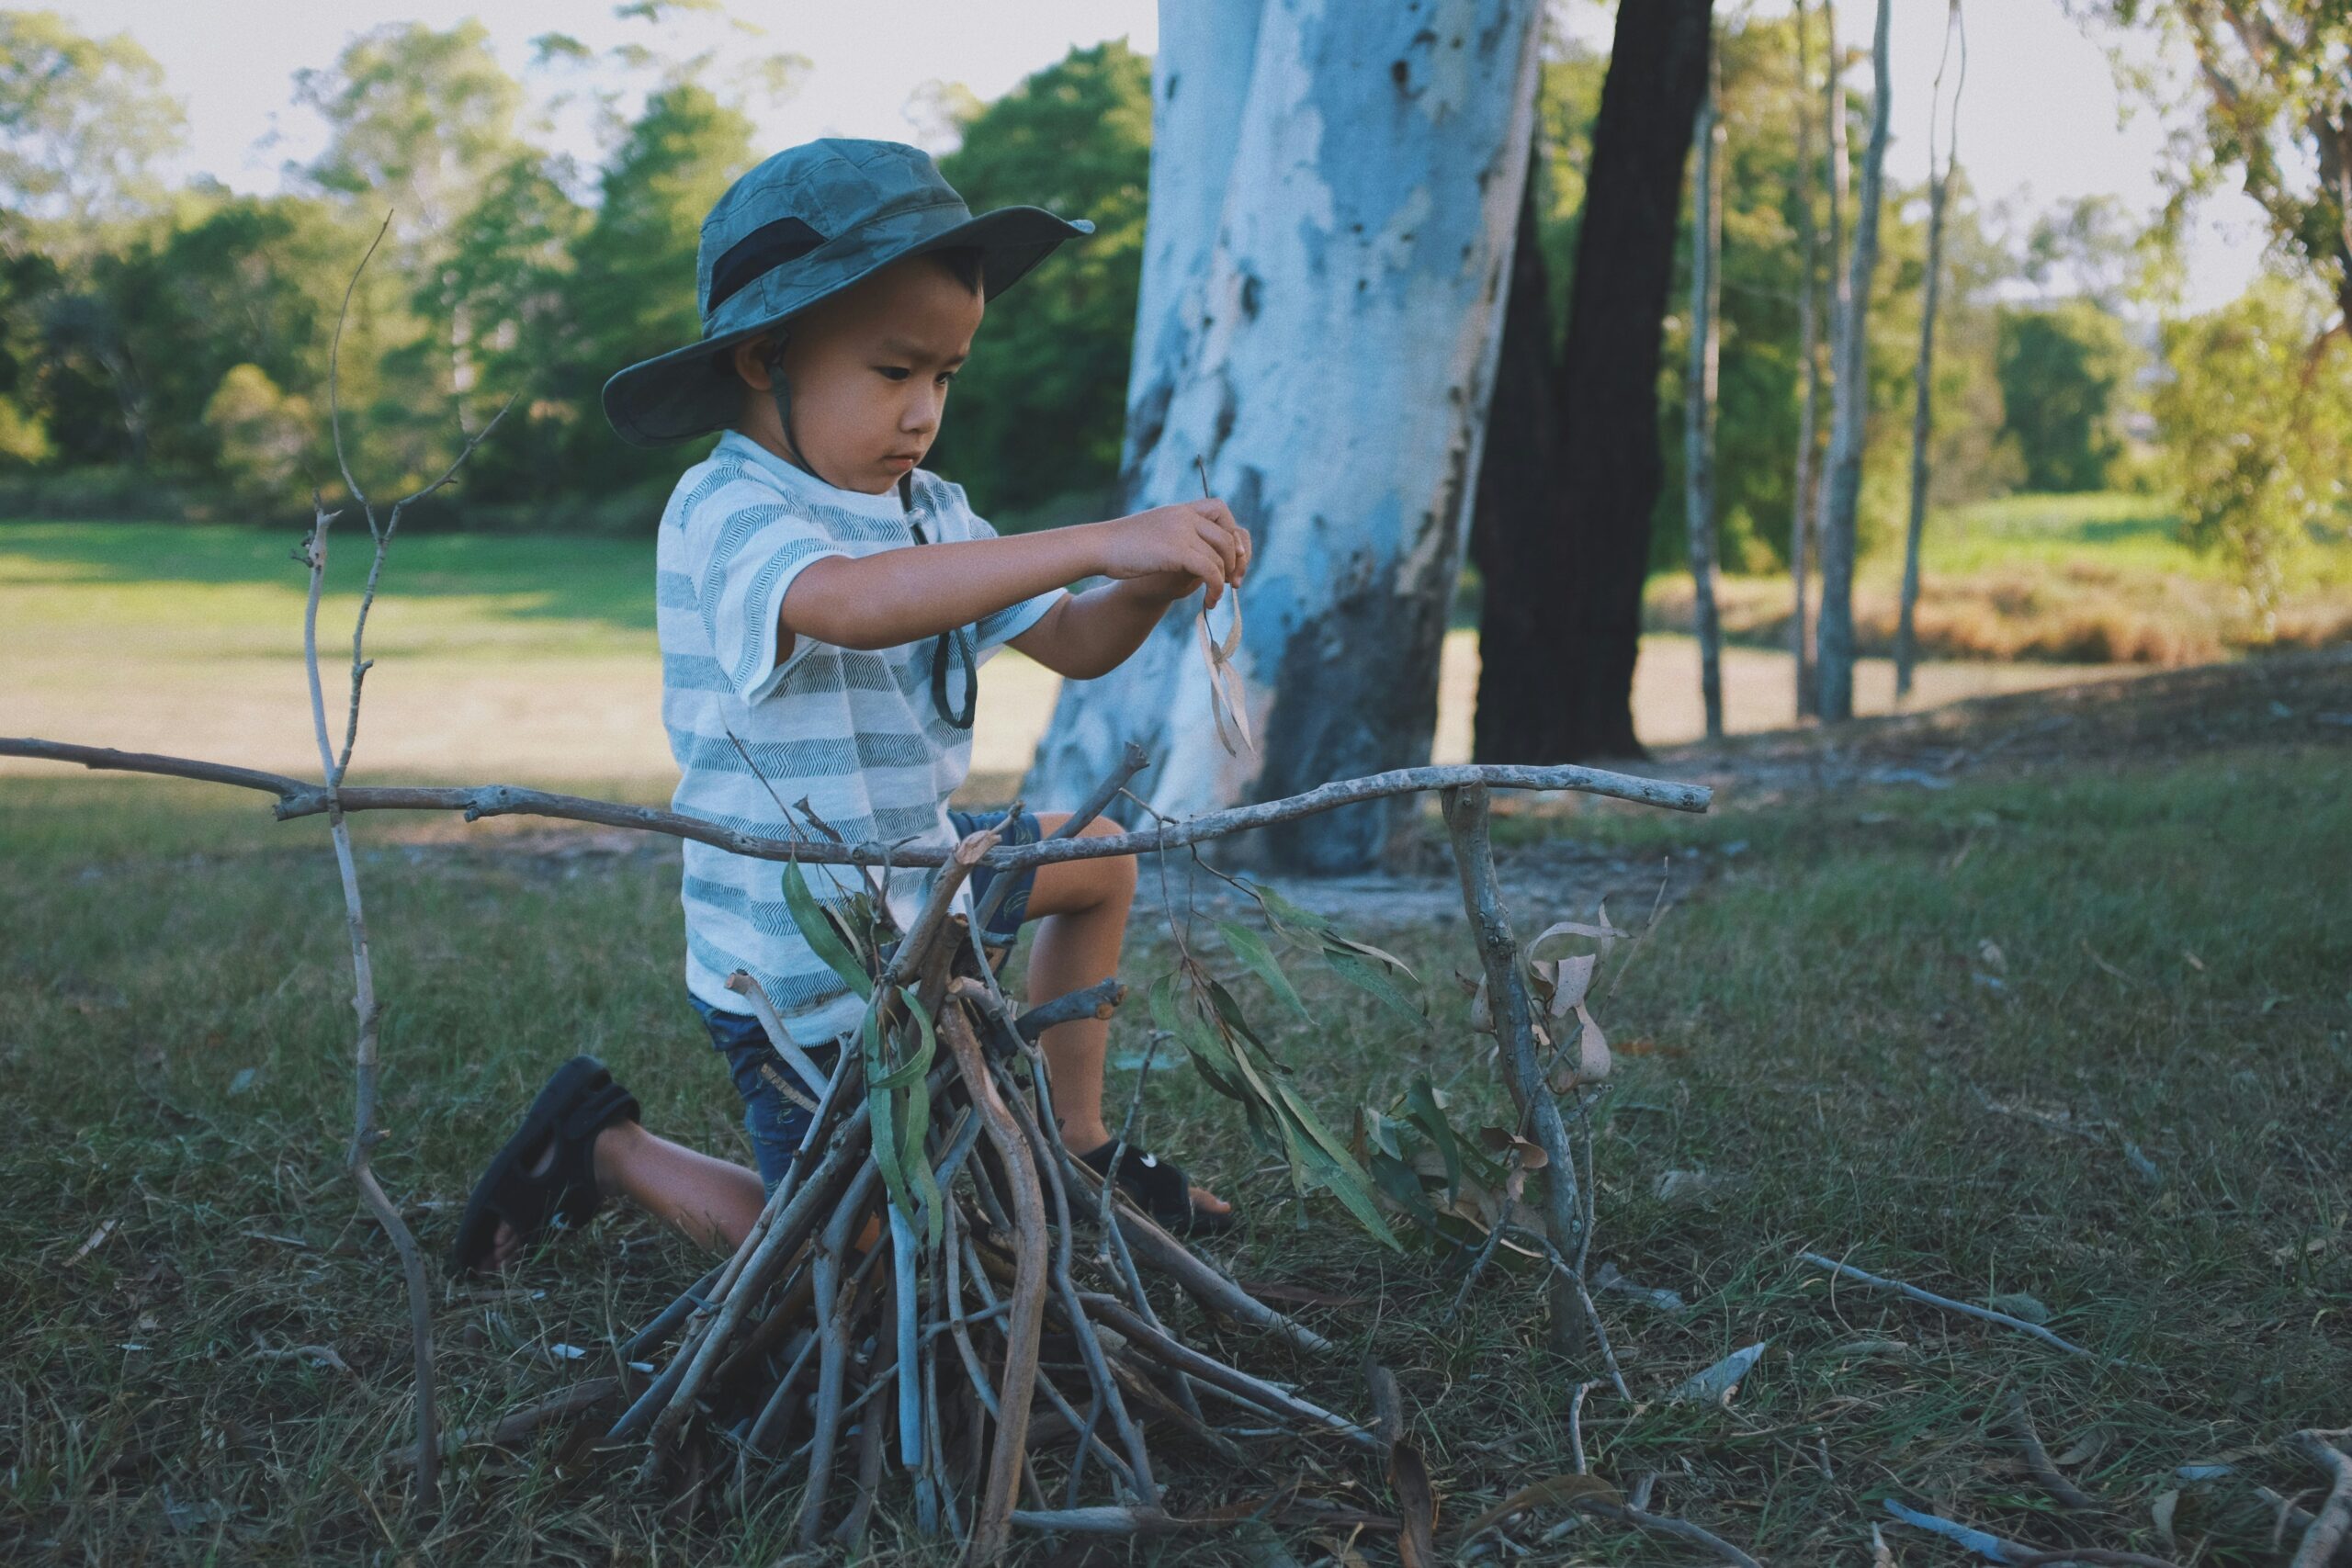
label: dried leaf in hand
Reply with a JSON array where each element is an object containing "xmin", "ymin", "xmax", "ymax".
[{"xmin": 1666, "ymin": 1339, "xmax": 1768, "ymax": 1404}]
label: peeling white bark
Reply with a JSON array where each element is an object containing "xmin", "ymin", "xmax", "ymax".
[{"xmin": 1026, "ymin": 0, "xmax": 1546, "ymax": 872}]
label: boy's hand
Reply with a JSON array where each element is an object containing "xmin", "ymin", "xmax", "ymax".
[{"xmin": 1095, "ymin": 499, "xmax": 1251, "ymax": 607}]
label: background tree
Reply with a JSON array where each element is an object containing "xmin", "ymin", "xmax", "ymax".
[
  {"xmin": 0, "ymin": 8, "xmax": 185, "ymax": 228},
  {"xmin": 1788, "ymin": 0, "xmax": 1825, "ymax": 717},
  {"xmin": 1472, "ymin": 0, "xmax": 1713, "ymax": 763},
  {"xmin": 1814, "ymin": 0, "xmax": 1893, "ymax": 724},
  {"xmin": 1684, "ymin": 41, "xmax": 1725, "ymax": 739},
  {"xmin": 291, "ymin": 21, "xmax": 524, "ymax": 252},
  {"xmin": 2154, "ymin": 276, "xmax": 2352, "ymax": 636},
  {"xmin": 548, "ymin": 82, "xmax": 754, "ymax": 496},
  {"xmin": 1996, "ymin": 299, "xmax": 2132, "ymax": 491},
  {"xmin": 929, "ymin": 40, "xmax": 1152, "ymax": 520},
  {"xmin": 1026, "ymin": 0, "xmax": 1547, "ymax": 870},
  {"xmin": 1894, "ymin": 0, "xmax": 1966, "ymax": 703}
]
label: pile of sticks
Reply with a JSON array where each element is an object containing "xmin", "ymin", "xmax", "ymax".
[{"xmin": 602, "ymin": 824, "xmax": 1368, "ymax": 1557}]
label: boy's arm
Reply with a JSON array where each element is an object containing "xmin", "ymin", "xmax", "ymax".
[
  {"xmin": 1007, "ymin": 573, "xmax": 1208, "ymax": 679},
  {"xmin": 776, "ymin": 500, "xmax": 1249, "ymax": 660}
]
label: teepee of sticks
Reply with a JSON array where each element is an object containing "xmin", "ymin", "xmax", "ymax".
[{"xmin": 572, "ymin": 753, "xmax": 1709, "ymax": 1558}]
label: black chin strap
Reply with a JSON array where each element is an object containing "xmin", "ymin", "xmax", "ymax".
[{"xmin": 766, "ymin": 347, "xmax": 974, "ymax": 730}]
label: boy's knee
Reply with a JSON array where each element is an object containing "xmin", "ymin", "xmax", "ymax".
[{"xmin": 1076, "ymin": 816, "xmax": 1136, "ymax": 901}]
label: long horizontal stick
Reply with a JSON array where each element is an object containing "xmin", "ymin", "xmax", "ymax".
[{"xmin": 0, "ymin": 739, "xmax": 1711, "ymax": 872}]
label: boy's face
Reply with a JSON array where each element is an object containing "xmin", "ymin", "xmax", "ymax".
[{"xmin": 732, "ymin": 255, "xmax": 984, "ymax": 494}]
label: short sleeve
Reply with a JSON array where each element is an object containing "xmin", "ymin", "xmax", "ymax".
[
  {"xmin": 931, "ymin": 476, "xmax": 1065, "ymax": 654},
  {"xmin": 680, "ymin": 493, "xmax": 847, "ymax": 703}
]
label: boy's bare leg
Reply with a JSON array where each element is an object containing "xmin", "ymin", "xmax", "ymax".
[
  {"xmin": 1024, "ymin": 813, "xmax": 1230, "ymax": 1218},
  {"xmin": 481, "ymin": 1122, "xmax": 765, "ymax": 1269}
]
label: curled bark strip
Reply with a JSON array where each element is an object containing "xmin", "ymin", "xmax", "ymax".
[
  {"xmin": 939, "ymin": 1002, "xmax": 1050, "ymax": 1562},
  {"xmin": 0, "ymin": 740, "xmax": 1712, "ymax": 865},
  {"xmin": 2005, "ymin": 1389, "xmax": 2099, "ymax": 1512},
  {"xmin": 2286, "ymin": 1428, "xmax": 2352, "ymax": 1568}
]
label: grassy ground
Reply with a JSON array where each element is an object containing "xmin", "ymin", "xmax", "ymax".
[
  {"xmin": 4, "ymin": 658, "xmax": 2346, "ymax": 1562},
  {"xmin": 1648, "ymin": 492, "xmax": 2352, "ymax": 665}
]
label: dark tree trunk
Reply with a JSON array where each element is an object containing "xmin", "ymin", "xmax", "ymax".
[
  {"xmin": 1473, "ymin": 0, "xmax": 1713, "ymax": 762},
  {"xmin": 1468, "ymin": 158, "xmax": 1565, "ymax": 763}
]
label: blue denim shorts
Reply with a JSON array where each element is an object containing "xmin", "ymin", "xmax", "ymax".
[{"xmin": 696, "ymin": 806, "xmax": 1042, "ymax": 1189}]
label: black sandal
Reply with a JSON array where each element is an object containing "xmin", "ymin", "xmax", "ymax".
[
  {"xmin": 448, "ymin": 1056, "xmax": 640, "ymax": 1272},
  {"xmin": 1077, "ymin": 1140, "xmax": 1237, "ymax": 1236}
]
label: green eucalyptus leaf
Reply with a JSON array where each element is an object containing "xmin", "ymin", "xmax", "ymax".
[
  {"xmin": 1216, "ymin": 919, "xmax": 1310, "ymax": 1021},
  {"xmin": 784, "ymin": 863, "xmax": 876, "ymax": 999}
]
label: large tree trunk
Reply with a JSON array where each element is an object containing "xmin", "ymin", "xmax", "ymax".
[
  {"xmin": 1026, "ymin": 0, "xmax": 1546, "ymax": 872},
  {"xmin": 1684, "ymin": 45, "xmax": 1725, "ymax": 741},
  {"xmin": 1895, "ymin": 0, "xmax": 1965, "ymax": 703},
  {"xmin": 1481, "ymin": 0, "xmax": 1712, "ymax": 763},
  {"xmin": 1468, "ymin": 147, "xmax": 1563, "ymax": 763},
  {"xmin": 1815, "ymin": 0, "xmax": 1891, "ymax": 724},
  {"xmin": 1788, "ymin": 0, "xmax": 1824, "ymax": 721}
]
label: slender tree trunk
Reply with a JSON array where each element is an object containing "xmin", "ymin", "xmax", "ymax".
[
  {"xmin": 1025, "ymin": 0, "xmax": 1547, "ymax": 872},
  {"xmin": 1894, "ymin": 0, "xmax": 1966, "ymax": 703},
  {"xmin": 1487, "ymin": 0, "xmax": 1711, "ymax": 762},
  {"xmin": 1814, "ymin": 0, "xmax": 1891, "ymax": 725},
  {"xmin": 1469, "ymin": 145, "xmax": 1566, "ymax": 763},
  {"xmin": 1789, "ymin": 0, "xmax": 1823, "ymax": 721},
  {"xmin": 1804, "ymin": 0, "xmax": 1851, "ymax": 719},
  {"xmin": 1684, "ymin": 45, "xmax": 1725, "ymax": 740}
]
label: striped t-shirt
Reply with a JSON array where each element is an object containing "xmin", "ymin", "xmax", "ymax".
[{"xmin": 656, "ymin": 430, "xmax": 1062, "ymax": 1043}]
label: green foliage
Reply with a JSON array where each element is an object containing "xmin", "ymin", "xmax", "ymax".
[
  {"xmin": 549, "ymin": 81, "xmax": 755, "ymax": 496},
  {"xmin": 2153, "ymin": 275, "xmax": 2352, "ymax": 634},
  {"xmin": 0, "ymin": 8, "xmax": 185, "ymax": 224},
  {"xmin": 929, "ymin": 40, "xmax": 1151, "ymax": 520},
  {"xmin": 1996, "ymin": 300, "xmax": 2135, "ymax": 492},
  {"xmin": 1645, "ymin": 12, "xmax": 2016, "ymax": 575},
  {"xmin": 200, "ymin": 364, "xmax": 312, "ymax": 503},
  {"xmin": 291, "ymin": 20, "xmax": 524, "ymax": 246}
]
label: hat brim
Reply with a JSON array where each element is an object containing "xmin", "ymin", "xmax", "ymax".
[{"xmin": 601, "ymin": 205, "xmax": 1093, "ymax": 449}]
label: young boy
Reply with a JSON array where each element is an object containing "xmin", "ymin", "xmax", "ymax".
[{"xmin": 451, "ymin": 139, "xmax": 1245, "ymax": 1272}]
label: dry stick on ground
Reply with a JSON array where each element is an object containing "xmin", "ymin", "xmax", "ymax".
[
  {"xmin": 2286, "ymin": 1428, "xmax": 2352, "ymax": 1568},
  {"xmin": 1577, "ymin": 1499, "xmax": 1766, "ymax": 1568},
  {"xmin": 300, "ymin": 213, "xmax": 514, "ymax": 1509},
  {"xmin": 2005, "ymin": 1388, "xmax": 2100, "ymax": 1512},
  {"xmin": 1798, "ymin": 1252, "xmax": 2132, "ymax": 1365},
  {"xmin": 1442, "ymin": 783, "xmax": 1592, "ymax": 1360}
]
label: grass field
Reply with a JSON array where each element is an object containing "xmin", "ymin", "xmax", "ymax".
[
  {"xmin": 1649, "ymin": 492, "xmax": 2352, "ymax": 666},
  {"xmin": 4, "ymin": 656, "xmax": 2348, "ymax": 1562},
  {"xmin": 3, "ymin": 513, "xmax": 2144, "ymax": 795}
]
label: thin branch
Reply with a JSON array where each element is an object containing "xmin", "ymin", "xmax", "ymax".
[
  {"xmin": 325, "ymin": 211, "xmax": 389, "ymax": 520},
  {"xmin": 2287, "ymin": 1428, "xmax": 2352, "ymax": 1568},
  {"xmin": 1577, "ymin": 1500, "xmax": 1764, "ymax": 1568},
  {"xmin": 1799, "ymin": 1252, "xmax": 2140, "ymax": 1365},
  {"xmin": 0, "ymin": 740, "xmax": 1708, "ymax": 870}
]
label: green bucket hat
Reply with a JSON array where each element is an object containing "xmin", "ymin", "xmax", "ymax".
[{"xmin": 601, "ymin": 138, "xmax": 1093, "ymax": 447}]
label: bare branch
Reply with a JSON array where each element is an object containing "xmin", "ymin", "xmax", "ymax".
[{"xmin": 325, "ymin": 212, "xmax": 390, "ymax": 522}]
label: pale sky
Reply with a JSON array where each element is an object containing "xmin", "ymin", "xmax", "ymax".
[{"xmin": 46, "ymin": 0, "xmax": 2267, "ymax": 310}]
